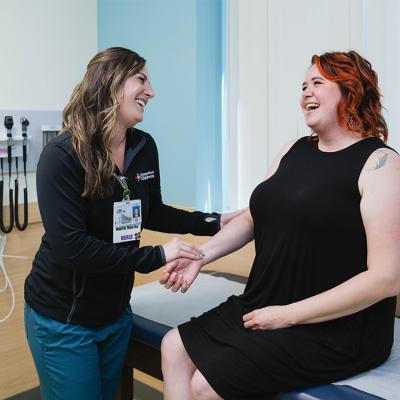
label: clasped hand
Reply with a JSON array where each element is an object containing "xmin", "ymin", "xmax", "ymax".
[
  {"xmin": 159, "ymin": 208, "xmax": 247, "ymax": 293},
  {"xmin": 160, "ymin": 236, "xmax": 205, "ymax": 293},
  {"xmin": 159, "ymin": 257, "xmax": 203, "ymax": 293},
  {"xmin": 242, "ymin": 305, "xmax": 294, "ymax": 330}
]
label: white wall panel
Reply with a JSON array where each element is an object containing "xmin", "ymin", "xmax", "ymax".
[
  {"xmin": 267, "ymin": 0, "xmax": 353, "ymax": 160},
  {"xmin": 363, "ymin": 0, "xmax": 400, "ymax": 151},
  {"xmin": 236, "ymin": 0, "xmax": 268, "ymax": 207},
  {"xmin": 0, "ymin": 0, "xmax": 97, "ymax": 110}
]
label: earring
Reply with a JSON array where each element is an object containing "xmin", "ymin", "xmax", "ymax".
[{"xmin": 348, "ymin": 115, "xmax": 355, "ymax": 129}]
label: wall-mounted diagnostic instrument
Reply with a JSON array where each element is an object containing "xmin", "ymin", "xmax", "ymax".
[
  {"xmin": 14, "ymin": 117, "xmax": 29, "ymax": 230},
  {"xmin": 0, "ymin": 116, "xmax": 32, "ymax": 233}
]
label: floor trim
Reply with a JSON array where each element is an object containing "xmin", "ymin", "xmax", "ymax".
[{"xmin": 5, "ymin": 380, "xmax": 162, "ymax": 400}]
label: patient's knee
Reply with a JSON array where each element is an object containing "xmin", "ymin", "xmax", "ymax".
[{"xmin": 161, "ymin": 328, "xmax": 185, "ymax": 363}]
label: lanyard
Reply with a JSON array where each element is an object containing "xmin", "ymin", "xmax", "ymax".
[{"xmin": 114, "ymin": 174, "xmax": 131, "ymax": 201}]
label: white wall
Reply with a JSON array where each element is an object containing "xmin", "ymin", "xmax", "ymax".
[
  {"xmin": 225, "ymin": 0, "xmax": 400, "ymax": 209},
  {"xmin": 0, "ymin": 0, "xmax": 97, "ymax": 204},
  {"xmin": 0, "ymin": 0, "xmax": 97, "ymax": 110}
]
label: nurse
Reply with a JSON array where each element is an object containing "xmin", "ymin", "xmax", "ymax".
[{"xmin": 24, "ymin": 47, "xmax": 240, "ymax": 400}]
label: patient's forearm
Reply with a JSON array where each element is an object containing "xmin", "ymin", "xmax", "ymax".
[
  {"xmin": 200, "ymin": 211, "xmax": 254, "ymax": 266},
  {"xmin": 288, "ymin": 269, "xmax": 396, "ymax": 325}
]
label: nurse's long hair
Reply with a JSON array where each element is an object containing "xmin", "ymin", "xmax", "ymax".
[
  {"xmin": 61, "ymin": 47, "xmax": 146, "ymax": 197},
  {"xmin": 312, "ymin": 51, "xmax": 388, "ymax": 142}
]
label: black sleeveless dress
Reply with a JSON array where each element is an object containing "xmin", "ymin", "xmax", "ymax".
[{"xmin": 178, "ymin": 137, "xmax": 396, "ymax": 399}]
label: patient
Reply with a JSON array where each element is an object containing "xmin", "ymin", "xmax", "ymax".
[{"xmin": 160, "ymin": 50, "xmax": 400, "ymax": 400}]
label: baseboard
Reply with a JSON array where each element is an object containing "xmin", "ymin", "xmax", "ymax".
[
  {"xmin": 133, "ymin": 380, "xmax": 163, "ymax": 400},
  {"xmin": 5, "ymin": 380, "xmax": 162, "ymax": 400},
  {"xmin": 5, "ymin": 387, "xmax": 40, "ymax": 400}
]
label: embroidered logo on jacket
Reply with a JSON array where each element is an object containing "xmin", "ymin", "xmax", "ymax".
[{"xmin": 133, "ymin": 171, "xmax": 155, "ymax": 181}]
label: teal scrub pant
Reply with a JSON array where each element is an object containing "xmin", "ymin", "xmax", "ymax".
[{"xmin": 24, "ymin": 303, "xmax": 133, "ymax": 400}]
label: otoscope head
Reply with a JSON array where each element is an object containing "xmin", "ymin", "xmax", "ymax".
[
  {"xmin": 20, "ymin": 117, "xmax": 30, "ymax": 127},
  {"xmin": 4, "ymin": 116, "xmax": 13, "ymax": 130}
]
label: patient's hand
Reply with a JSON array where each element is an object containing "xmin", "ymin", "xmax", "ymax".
[
  {"xmin": 243, "ymin": 305, "xmax": 294, "ymax": 330},
  {"xmin": 159, "ymin": 258, "xmax": 203, "ymax": 293}
]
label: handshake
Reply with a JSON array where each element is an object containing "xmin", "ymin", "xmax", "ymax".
[
  {"xmin": 159, "ymin": 208, "xmax": 247, "ymax": 293},
  {"xmin": 159, "ymin": 237, "xmax": 205, "ymax": 293}
]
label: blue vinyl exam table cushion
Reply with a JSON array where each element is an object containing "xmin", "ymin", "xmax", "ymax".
[{"xmin": 130, "ymin": 272, "xmax": 399, "ymax": 399}]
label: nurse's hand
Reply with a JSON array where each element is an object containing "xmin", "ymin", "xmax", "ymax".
[
  {"xmin": 162, "ymin": 238, "xmax": 204, "ymax": 263},
  {"xmin": 159, "ymin": 258, "xmax": 203, "ymax": 293}
]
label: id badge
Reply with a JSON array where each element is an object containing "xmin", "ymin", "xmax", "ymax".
[{"xmin": 113, "ymin": 199, "xmax": 142, "ymax": 243}]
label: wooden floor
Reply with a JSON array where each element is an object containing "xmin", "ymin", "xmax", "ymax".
[
  {"xmin": 0, "ymin": 223, "xmax": 43, "ymax": 399},
  {"xmin": 0, "ymin": 219, "xmax": 254, "ymax": 399}
]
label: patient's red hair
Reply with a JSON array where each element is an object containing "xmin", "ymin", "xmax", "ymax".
[{"xmin": 312, "ymin": 51, "xmax": 388, "ymax": 142}]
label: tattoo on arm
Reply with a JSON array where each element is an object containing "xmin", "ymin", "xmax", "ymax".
[
  {"xmin": 373, "ymin": 153, "xmax": 388, "ymax": 170},
  {"xmin": 364, "ymin": 152, "xmax": 388, "ymax": 171}
]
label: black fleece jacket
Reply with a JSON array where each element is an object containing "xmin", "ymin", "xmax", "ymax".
[{"xmin": 24, "ymin": 128, "xmax": 220, "ymax": 327}]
